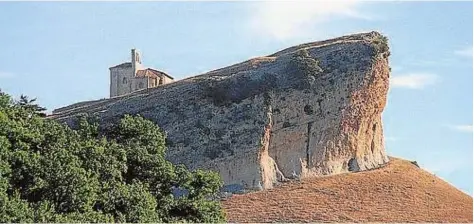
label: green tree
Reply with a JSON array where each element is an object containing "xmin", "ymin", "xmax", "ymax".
[{"xmin": 0, "ymin": 90, "xmax": 225, "ymax": 223}]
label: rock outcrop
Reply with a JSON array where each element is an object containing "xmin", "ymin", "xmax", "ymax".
[{"xmin": 52, "ymin": 31, "xmax": 391, "ymax": 190}]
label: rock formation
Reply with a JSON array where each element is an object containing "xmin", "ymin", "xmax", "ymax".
[{"xmin": 52, "ymin": 31, "xmax": 391, "ymax": 190}]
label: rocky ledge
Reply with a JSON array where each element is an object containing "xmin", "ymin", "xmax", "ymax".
[{"xmin": 52, "ymin": 31, "xmax": 391, "ymax": 191}]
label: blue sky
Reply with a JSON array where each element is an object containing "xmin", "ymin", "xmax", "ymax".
[{"xmin": 0, "ymin": 1, "xmax": 472, "ymax": 194}]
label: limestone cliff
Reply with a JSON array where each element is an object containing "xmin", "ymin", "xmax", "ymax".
[{"xmin": 52, "ymin": 31, "xmax": 391, "ymax": 190}]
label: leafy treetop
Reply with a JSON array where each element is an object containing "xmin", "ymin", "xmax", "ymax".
[{"xmin": 0, "ymin": 90, "xmax": 225, "ymax": 223}]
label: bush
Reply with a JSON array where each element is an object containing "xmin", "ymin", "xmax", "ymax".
[
  {"xmin": 372, "ymin": 34, "xmax": 390, "ymax": 57},
  {"xmin": 285, "ymin": 49, "xmax": 323, "ymax": 90},
  {"xmin": 0, "ymin": 90, "xmax": 225, "ymax": 222}
]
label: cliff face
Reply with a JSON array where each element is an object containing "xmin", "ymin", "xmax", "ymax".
[{"xmin": 52, "ymin": 31, "xmax": 391, "ymax": 190}]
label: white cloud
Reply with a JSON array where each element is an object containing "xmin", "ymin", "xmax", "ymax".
[
  {"xmin": 449, "ymin": 125, "xmax": 473, "ymax": 133},
  {"xmin": 407, "ymin": 57, "xmax": 459, "ymax": 67},
  {"xmin": 390, "ymin": 73, "xmax": 438, "ymax": 89},
  {"xmin": 454, "ymin": 45, "xmax": 473, "ymax": 57},
  {"xmin": 0, "ymin": 72, "xmax": 14, "ymax": 79},
  {"xmin": 247, "ymin": 1, "xmax": 370, "ymax": 41}
]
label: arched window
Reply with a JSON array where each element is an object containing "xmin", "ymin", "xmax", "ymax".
[
  {"xmin": 122, "ymin": 77, "xmax": 127, "ymax": 84},
  {"xmin": 159, "ymin": 78, "xmax": 163, "ymax": 85}
]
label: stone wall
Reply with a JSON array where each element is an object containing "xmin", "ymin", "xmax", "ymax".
[
  {"xmin": 110, "ymin": 65, "xmax": 134, "ymax": 97},
  {"xmin": 161, "ymin": 75, "xmax": 174, "ymax": 85},
  {"xmin": 131, "ymin": 76, "xmax": 148, "ymax": 93}
]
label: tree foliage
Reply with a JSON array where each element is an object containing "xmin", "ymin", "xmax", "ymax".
[{"xmin": 0, "ymin": 90, "xmax": 225, "ymax": 222}]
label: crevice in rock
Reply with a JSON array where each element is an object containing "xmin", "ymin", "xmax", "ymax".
[
  {"xmin": 371, "ymin": 139, "xmax": 375, "ymax": 154},
  {"xmin": 306, "ymin": 121, "xmax": 314, "ymax": 168},
  {"xmin": 371, "ymin": 123, "xmax": 377, "ymax": 153},
  {"xmin": 316, "ymin": 99, "xmax": 323, "ymax": 115}
]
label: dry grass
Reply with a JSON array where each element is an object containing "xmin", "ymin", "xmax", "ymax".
[{"xmin": 222, "ymin": 157, "xmax": 473, "ymax": 223}]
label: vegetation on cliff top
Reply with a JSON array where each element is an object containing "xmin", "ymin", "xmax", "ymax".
[
  {"xmin": 0, "ymin": 90, "xmax": 225, "ymax": 222},
  {"xmin": 371, "ymin": 34, "xmax": 390, "ymax": 57}
]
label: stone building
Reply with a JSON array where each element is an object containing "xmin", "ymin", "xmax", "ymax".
[{"xmin": 109, "ymin": 49, "xmax": 174, "ymax": 97}]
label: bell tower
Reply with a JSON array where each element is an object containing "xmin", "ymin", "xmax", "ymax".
[{"xmin": 131, "ymin": 48, "xmax": 143, "ymax": 75}]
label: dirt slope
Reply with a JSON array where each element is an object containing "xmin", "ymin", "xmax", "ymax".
[{"xmin": 222, "ymin": 157, "xmax": 472, "ymax": 223}]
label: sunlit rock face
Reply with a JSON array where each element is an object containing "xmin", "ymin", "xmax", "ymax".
[{"xmin": 52, "ymin": 31, "xmax": 391, "ymax": 190}]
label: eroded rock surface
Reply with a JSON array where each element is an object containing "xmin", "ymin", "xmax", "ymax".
[{"xmin": 52, "ymin": 31, "xmax": 391, "ymax": 190}]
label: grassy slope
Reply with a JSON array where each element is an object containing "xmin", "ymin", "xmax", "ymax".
[{"xmin": 222, "ymin": 157, "xmax": 472, "ymax": 223}]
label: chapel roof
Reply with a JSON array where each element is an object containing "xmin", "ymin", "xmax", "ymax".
[{"xmin": 136, "ymin": 68, "xmax": 174, "ymax": 80}]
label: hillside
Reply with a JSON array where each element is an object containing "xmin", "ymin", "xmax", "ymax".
[{"xmin": 222, "ymin": 157, "xmax": 473, "ymax": 223}]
